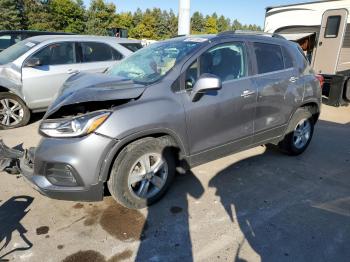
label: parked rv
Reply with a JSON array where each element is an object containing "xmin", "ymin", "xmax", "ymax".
[{"xmin": 265, "ymin": 0, "xmax": 350, "ymax": 106}]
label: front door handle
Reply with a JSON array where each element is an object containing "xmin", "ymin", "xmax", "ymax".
[
  {"xmin": 67, "ymin": 69, "xmax": 80, "ymax": 75},
  {"xmin": 241, "ymin": 90, "xmax": 256, "ymax": 98},
  {"xmin": 289, "ymin": 76, "xmax": 299, "ymax": 83}
]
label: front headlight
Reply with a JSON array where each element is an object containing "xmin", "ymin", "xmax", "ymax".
[{"xmin": 40, "ymin": 111, "xmax": 111, "ymax": 138}]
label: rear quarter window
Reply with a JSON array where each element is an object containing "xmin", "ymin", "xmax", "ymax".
[
  {"xmin": 253, "ymin": 42, "xmax": 284, "ymax": 74},
  {"xmin": 120, "ymin": 43, "xmax": 143, "ymax": 52}
]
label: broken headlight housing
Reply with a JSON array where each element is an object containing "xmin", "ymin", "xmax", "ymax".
[{"xmin": 39, "ymin": 111, "xmax": 111, "ymax": 138}]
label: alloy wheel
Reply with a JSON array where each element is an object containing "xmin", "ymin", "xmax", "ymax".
[
  {"xmin": 0, "ymin": 98, "xmax": 24, "ymax": 127},
  {"xmin": 293, "ymin": 118, "xmax": 311, "ymax": 149},
  {"xmin": 128, "ymin": 153, "xmax": 168, "ymax": 199}
]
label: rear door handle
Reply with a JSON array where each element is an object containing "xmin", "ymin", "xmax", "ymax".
[
  {"xmin": 289, "ymin": 76, "xmax": 299, "ymax": 83},
  {"xmin": 241, "ymin": 90, "xmax": 256, "ymax": 98},
  {"xmin": 67, "ymin": 69, "xmax": 79, "ymax": 75}
]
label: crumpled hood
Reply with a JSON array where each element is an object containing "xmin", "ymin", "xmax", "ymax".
[{"xmin": 44, "ymin": 72, "xmax": 146, "ymax": 118}]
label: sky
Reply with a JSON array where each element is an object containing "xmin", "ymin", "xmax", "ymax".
[{"xmin": 83, "ymin": 0, "xmax": 314, "ymax": 27}]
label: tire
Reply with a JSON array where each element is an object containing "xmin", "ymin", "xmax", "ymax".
[
  {"xmin": 0, "ymin": 92, "xmax": 30, "ymax": 129},
  {"xmin": 108, "ymin": 137, "xmax": 176, "ymax": 209},
  {"xmin": 345, "ymin": 79, "xmax": 350, "ymax": 102},
  {"xmin": 278, "ymin": 108, "xmax": 314, "ymax": 155}
]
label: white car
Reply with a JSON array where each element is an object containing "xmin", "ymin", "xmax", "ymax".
[{"xmin": 0, "ymin": 35, "xmax": 142, "ymax": 129}]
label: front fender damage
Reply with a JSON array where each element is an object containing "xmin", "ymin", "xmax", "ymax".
[
  {"xmin": 44, "ymin": 72, "xmax": 146, "ymax": 119},
  {"xmin": 0, "ymin": 65, "xmax": 22, "ymax": 96},
  {"xmin": 0, "ymin": 139, "xmax": 34, "ymax": 175}
]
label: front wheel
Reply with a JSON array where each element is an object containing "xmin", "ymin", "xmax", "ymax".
[
  {"xmin": 278, "ymin": 108, "xmax": 315, "ymax": 155},
  {"xmin": 0, "ymin": 93, "xmax": 31, "ymax": 129},
  {"xmin": 108, "ymin": 137, "xmax": 176, "ymax": 209}
]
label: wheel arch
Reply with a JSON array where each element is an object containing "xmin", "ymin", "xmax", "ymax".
[
  {"xmin": 0, "ymin": 86, "xmax": 10, "ymax": 93},
  {"xmin": 299, "ymin": 101, "xmax": 320, "ymax": 123},
  {"xmin": 98, "ymin": 129, "xmax": 187, "ymax": 183}
]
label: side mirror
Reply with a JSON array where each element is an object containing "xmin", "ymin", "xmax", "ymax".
[
  {"xmin": 24, "ymin": 57, "xmax": 42, "ymax": 67},
  {"xmin": 191, "ymin": 73, "xmax": 222, "ymax": 102}
]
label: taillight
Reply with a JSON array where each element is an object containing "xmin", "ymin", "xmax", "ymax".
[{"xmin": 316, "ymin": 74, "xmax": 324, "ymax": 89}]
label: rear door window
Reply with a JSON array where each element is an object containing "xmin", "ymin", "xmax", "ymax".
[
  {"xmin": 253, "ymin": 42, "xmax": 284, "ymax": 74},
  {"xmin": 81, "ymin": 42, "xmax": 120, "ymax": 62}
]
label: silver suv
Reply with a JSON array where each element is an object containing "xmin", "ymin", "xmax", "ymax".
[
  {"xmin": 1, "ymin": 32, "xmax": 322, "ymax": 209},
  {"xmin": 0, "ymin": 35, "xmax": 142, "ymax": 129}
]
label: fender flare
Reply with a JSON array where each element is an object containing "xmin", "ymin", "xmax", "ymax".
[{"xmin": 97, "ymin": 128, "xmax": 188, "ymax": 182}]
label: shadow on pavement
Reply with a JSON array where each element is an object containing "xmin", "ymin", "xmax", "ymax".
[
  {"xmin": 29, "ymin": 112, "xmax": 45, "ymax": 125},
  {"xmin": 209, "ymin": 120, "xmax": 350, "ymax": 261},
  {"xmin": 0, "ymin": 196, "xmax": 34, "ymax": 261},
  {"xmin": 135, "ymin": 147, "xmax": 205, "ymax": 261}
]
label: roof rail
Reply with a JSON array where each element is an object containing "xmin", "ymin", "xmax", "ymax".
[{"xmin": 217, "ymin": 30, "xmax": 285, "ymax": 40}]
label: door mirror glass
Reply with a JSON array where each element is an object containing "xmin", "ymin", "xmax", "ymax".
[
  {"xmin": 24, "ymin": 57, "xmax": 42, "ymax": 67},
  {"xmin": 191, "ymin": 73, "xmax": 222, "ymax": 102}
]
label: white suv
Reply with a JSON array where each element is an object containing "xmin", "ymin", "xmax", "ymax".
[{"xmin": 0, "ymin": 35, "xmax": 142, "ymax": 129}]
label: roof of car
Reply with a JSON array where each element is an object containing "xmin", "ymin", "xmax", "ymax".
[
  {"xmin": 26, "ymin": 34, "xmax": 141, "ymax": 44},
  {"xmin": 169, "ymin": 31, "xmax": 289, "ymax": 46}
]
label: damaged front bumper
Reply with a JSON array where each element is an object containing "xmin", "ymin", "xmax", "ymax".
[{"xmin": 0, "ymin": 136, "xmax": 113, "ymax": 202}]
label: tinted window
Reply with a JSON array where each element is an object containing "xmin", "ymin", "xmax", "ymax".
[
  {"xmin": 12, "ymin": 34, "xmax": 22, "ymax": 44},
  {"xmin": 282, "ymin": 47, "xmax": 294, "ymax": 68},
  {"xmin": 254, "ymin": 43, "xmax": 284, "ymax": 74},
  {"xmin": 185, "ymin": 42, "xmax": 247, "ymax": 89},
  {"xmin": 81, "ymin": 42, "xmax": 114, "ymax": 62},
  {"xmin": 0, "ymin": 35, "xmax": 11, "ymax": 50},
  {"xmin": 325, "ymin": 16, "xmax": 341, "ymax": 38},
  {"xmin": 32, "ymin": 42, "xmax": 75, "ymax": 65},
  {"xmin": 120, "ymin": 43, "xmax": 143, "ymax": 52},
  {"xmin": 111, "ymin": 48, "xmax": 123, "ymax": 60}
]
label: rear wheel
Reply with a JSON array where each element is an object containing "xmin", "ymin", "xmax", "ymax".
[
  {"xmin": 108, "ymin": 137, "xmax": 176, "ymax": 209},
  {"xmin": 0, "ymin": 93, "xmax": 30, "ymax": 129},
  {"xmin": 278, "ymin": 108, "xmax": 314, "ymax": 155}
]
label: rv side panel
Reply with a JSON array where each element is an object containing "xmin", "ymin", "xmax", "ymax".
[{"xmin": 337, "ymin": 24, "xmax": 350, "ymax": 73}]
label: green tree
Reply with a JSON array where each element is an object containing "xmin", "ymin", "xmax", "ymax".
[
  {"xmin": 191, "ymin": 11, "xmax": 204, "ymax": 34},
  {"xmin": 0, "ymin": 0, "xmax": 23, "ymax": 30},
  {"xmin": 112, "ymin": 11, "xmax": 133, "ymax": 30},
  {"xmin": 231, "ymin": 19, "xmax": 242, "ymax": 30},
  {"xmin": 51, "ymin": 0, "xmax": 86, "ymax": 33},
  {"xmin": 132, "ymin": 8, "xmax": 143, "ymax": 28},
  {"xmin": 85, "ymin": 0, "xmax": 116, "ymax": 35},
  {"xmin": 217, "ymin": 15, "xmax": 230, "ymax": 32},
  {"xmin": 129, "ymin": 8, "xmax": 157, "ymax": 39},
  {"xmin": 205, "ymin": 16, "xmax": 218, "ymax": 34},
  {"xmin": 24, "ymin": 0, "xmax": 57, "ymax": 31}
]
